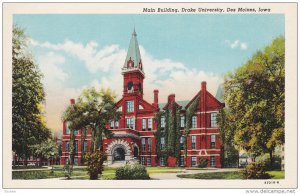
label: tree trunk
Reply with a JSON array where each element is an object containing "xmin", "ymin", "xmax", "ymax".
[{"xmin": 269, "ymin": 150, "xmax": 273, "ymax": 170}]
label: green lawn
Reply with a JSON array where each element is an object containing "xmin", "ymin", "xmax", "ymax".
[
  {"xmin": 177, "ymin": 171, "xmax": 285, "ymax": 179},
  {"xmin": 12, "ymin": 165, "xmax": 183, "ymax": 180}
]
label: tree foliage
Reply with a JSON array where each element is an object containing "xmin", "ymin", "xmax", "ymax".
[
  {"xmin": 223, "ymin": 36, "xmax": 285, "ymax": 165},
  {"xmin": 62, "ymin": 87, "xmax": 120, "ymax": 178},
  {"xmin": 30, "ymin": 139, "xmax": 59, "ymax": 166},
  {"xmin": 12, "ymin": 25, "xmax": 51, "ymax": 163}
]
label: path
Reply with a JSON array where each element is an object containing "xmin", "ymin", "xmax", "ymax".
[{"xmin": 150, "ymin": 168, "xmax": 240, "ymax": 180}]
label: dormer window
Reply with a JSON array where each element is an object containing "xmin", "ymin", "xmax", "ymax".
[{"xmin": 127, "ymin": 57, "xmax": 134, "ymax": 68}]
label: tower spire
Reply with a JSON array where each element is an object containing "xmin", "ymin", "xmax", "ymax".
[{"xmin": 123, "ymin": 28, "xmax": 143, "ymax": 72}]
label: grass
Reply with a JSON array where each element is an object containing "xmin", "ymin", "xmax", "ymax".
[{"xmin": 177, "ymin": 171, "xmax": 285, "ymax": 179}]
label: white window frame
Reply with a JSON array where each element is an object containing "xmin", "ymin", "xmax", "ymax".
[
  {"xmin": 142, "ymin": 118, "xmax": 146, "ymax": 131},
  {"xmin": 180, "ymin": 116, "xmax": 185, "ymax": 128},
  {"xmin": 148, "ymin": 118, "xmax": 152, "ymax": 131},
  {"xmin": 211, "ymin": 112, "xmax": 217, "ymax": 128},
  {"xmin": 192, "ymin": 156, "xmax": 197, "ymax": 167},
  {"xmin": 141, "ymin": 157, "xmax": 145, "ymax": 165},
  {"xmin": 126, "ymin": 101, "xmax": 134, "ymax": 112},
  {"xmin": 148, "ymin": 138, "xmax": 152, "ymax": 152},
  {"xmin": 65, "ymin": 141, "xmax": 70, "ymax": 152},
  {"xmin": 161, "ymin": 117, "xmax": 166, "ymax": 128},
  {"xmin": 160, "ymin": 137, "xmax": 165, "ymax": 150},
  {"xmin": 180, "ymin": 136, "xmax": 185, "ymax": 150},
  {"xmin": 160, "ymin": 157, "xmax": 165, "ymax": 166},
  {"xmin": 192, "ymin": 135, "xmax": 196, "ymax": 150},
  {"xmin": 126, "ymin": 118, "xmax": 134, "ymax": 129},
  {"xmin": 210, "ymin": 156, "xmax": 216, "ymax": 167},
  {"xmin": 66, "ymin": 122, "xmax": 70, "ymax": 135},
  {"xmin": 110, "ymin": 121, "xmax": 114, "ymax": 129},
  {"xmin": 147, "ymin": 157, "xmax": 151, "ymax": 166},
  {"xmin": 211, "ymin": 135, "xmax": 216, "ymax": 148},
  {"xmin": 192, "ymin": 116, "xmax": 197, "ymax": 128},
  {"xmin": 180, "ymin": 156, "xmax": 185, "ymax": 166},
  {"xmin": 142, "ymin": 138, "xmax": 146, "ymax": 151},
  {"xmin": 83, "ymin": 141, "xmax": 88, "ymax": 153}
]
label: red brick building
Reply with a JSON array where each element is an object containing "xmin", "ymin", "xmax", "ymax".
[{"xmin": 61, "ymin": 30, "xmax": 225, "ymax": 168}]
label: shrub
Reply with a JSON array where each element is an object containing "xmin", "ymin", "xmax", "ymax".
[
  {"xmin": 198, "ymin": 158, "xmax": 208, "ymax": 168},
  {"xmin": 115, "ymin": 164, "xmax": 150, "ymax": 180},
  {"xmin": 84, "ymin": 151, "xmax": 107, "ymax": 180},
  {"xmin": 242, "ymin": 162, "xmax": 271, "ymax": 179}
]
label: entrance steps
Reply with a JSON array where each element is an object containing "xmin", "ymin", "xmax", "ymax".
[{"xmin": 108, "ymin": 159, "xmax": 139, "ymax": 167}]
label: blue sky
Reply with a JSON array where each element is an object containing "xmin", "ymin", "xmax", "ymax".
[{"xmin": 13, "ymin": 14, "xmax": 284, "ymax": 132}]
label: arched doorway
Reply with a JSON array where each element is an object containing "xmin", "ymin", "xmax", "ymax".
[
  {"xmin": 134, "ymin": 147, "xmax": 139, "ymax": 158},
  {"xmin": 113, "ymin": 147, "xmax": 125, "ymax": 161}
]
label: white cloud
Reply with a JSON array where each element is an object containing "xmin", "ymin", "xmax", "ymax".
[
  {"xmin": 31, "ymin": 39, "xmax": 126, "ymax": 73},
  {"xmin": 225, "ymin": 39, "xmax": 248, "ymax": 50},
  {"xmin": 31, "ymin": 39, "xmax": 223, "ymax": 132}
]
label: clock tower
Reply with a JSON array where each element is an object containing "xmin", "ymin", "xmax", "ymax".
[{"xmin": 122, "ymin": 29, "xmax": 145, "ymax": 98}]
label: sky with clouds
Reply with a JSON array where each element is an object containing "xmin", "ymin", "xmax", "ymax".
[{"xmin": 13, "ymin": 14, "xmax": 284, "ymax": 133}]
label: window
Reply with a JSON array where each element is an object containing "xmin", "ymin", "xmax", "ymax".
[
  {"xmin": 160, "ymin": 157, "xmax": 165, "ymax": 166},
  {"xmin": 65, "ymin": 141, "xmax": 70, "ymax": 152},
  {"xmin": 192, "ymin": 116, "xmax": 197, "ymax": 128},
  {"xmin": 147, "ymin": 157, "xmax": 151, "ymax": 166},
  {"xmin": 180, "ymin": 136, "xmax": 185, "ymax": 150},
  {"xmin": 160, "ymin": 137, "xmax": 165, "ymax": 150},
  {"xmin": 192, "ymin": 156, "xmax": 197, "ymax": 167},
  {"xmin": 74, "ymin": 129, "xmax": 79, "ymax": 135},
  {"xmin": 141, "ymin": 157, "xmax": 145, "ymax": 165},
  {"xmin": 110, "ymin": 121, "xmax": 114, "ymax": 129},
  {"xmin": 115, "ymin": 121, "xmax": 119, "ymax": 128},
  {"xmin": 142, "ymin": 119, "xmax": 146, "ymax": 131},
  {"xmin": 180, "ymin": 156, "xmax": 185, "ymax": 166},
  {"xmin": 74, "ymin": 158, "xmax": 78, "ymax": 166},
  {"xmin": 66, "ymin": 123, "xmax": 70, "ymax": 134},
  {"xmin": 180, "ymin": 116, "xmax": 185, "ymax": 128},
  {"xmin": 192, "ymin": 136, "xmax": 196, "ymax": 149},
  {"xmin": 142, "ymin": 138, "xmax": 146, "ymax": 151},
  {"xmin": 126, "ymin": 101, "xmax": 134, "ymax": 112},
  {"xmin": 75, "ymin": 141, "xmax": 78, "ymax": 153},
  {"xmin": 148, "ymin": 118, "xmax": 152, "ymax": 131},
  {"xmin": 126, "ymin": 118, "xmax": 134, "ymax": 129},
  {"xmin": 210, "ymin": 156, "xmax": 216, "ymax": 167},
  {"xmin": 161, "ymin": 117, "xmax": 166, "ymax": 128},
  {"xmin": 211, "ymin": 135, "xmax": 216, "ymax": 148},
  {"xmin": 83, "ymin": 141, "xmax": 88, "ymax": 153},
  {"xmin": 148, "ymin": 138, "xmax": 152, "ymax": 152},
  {"xmin": 211, "ymin": 112, "xmax": 217, "ymax": 128}
]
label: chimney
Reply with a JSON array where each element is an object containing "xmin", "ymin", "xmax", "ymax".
[
  {"xmin": 153, "ymin": 90, "xmax": 159, "ymax": 108},
  {"xmin": 70, "ymin": 99, "xmax": 75, "ymax": 105},
  {"xmin": 201, "ymin": 81, "xmax": 207, "ymax": 92},
  {"xmin": 168, "ymin": 94, "xmax": 175, "ymax": 103}
]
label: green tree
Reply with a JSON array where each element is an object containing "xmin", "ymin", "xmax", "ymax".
[
  {"xmin": 30, "ymin": 139, "xmax": 59, "ymax": 167},
  {"xmin": 12, "ymin": 25, "xmax": 51, "ymax": 165},
  {"xmin": 62, "ymin": 87, "xmax": 120, "ymax": 179},
  {"xmin": 217, "ymin": 108, "xmax": 239, "ymax": 168},
  {"xmin": 223, "ymin": 36, "xmax": 285, "ymax": 167}
]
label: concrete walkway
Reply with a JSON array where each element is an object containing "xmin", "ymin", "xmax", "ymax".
[{"xmin": 150, "ymin": 168, "xmax": 240, "ymax": 180}]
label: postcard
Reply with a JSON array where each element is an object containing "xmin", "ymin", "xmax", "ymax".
[{"xmin": 2, "ymin": 2, "xmax": 297, "ymax": 189}]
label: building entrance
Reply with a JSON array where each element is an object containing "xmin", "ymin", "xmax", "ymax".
[{"xmin": 113, "ymin": 147, "xmax": 125, "ymax": 161}]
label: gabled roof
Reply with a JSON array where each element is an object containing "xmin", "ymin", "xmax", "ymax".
[
  {"xmin": 123, "ymin": 29, "xmax": 142, "ymax": 69},
  {"xmin": 158, "ymin": 100, "xmax": 189, "ymax": 111},
  {"xmin": 215, "ymin": 84, "xmax": 224, "ymax": 103}
]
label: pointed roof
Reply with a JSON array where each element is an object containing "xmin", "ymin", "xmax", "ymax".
[
  {"xmin": 215, "ymin": 84, "xmax": 224, "ymax": 103},
  {"xmin": 124, "ymin": 28, "xmax": 142, "ymax": 69}
]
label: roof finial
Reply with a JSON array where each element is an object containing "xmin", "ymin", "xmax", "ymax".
[{"xmin": 132, "ymin": 26, "xmax": 137, "ymax": 36}]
